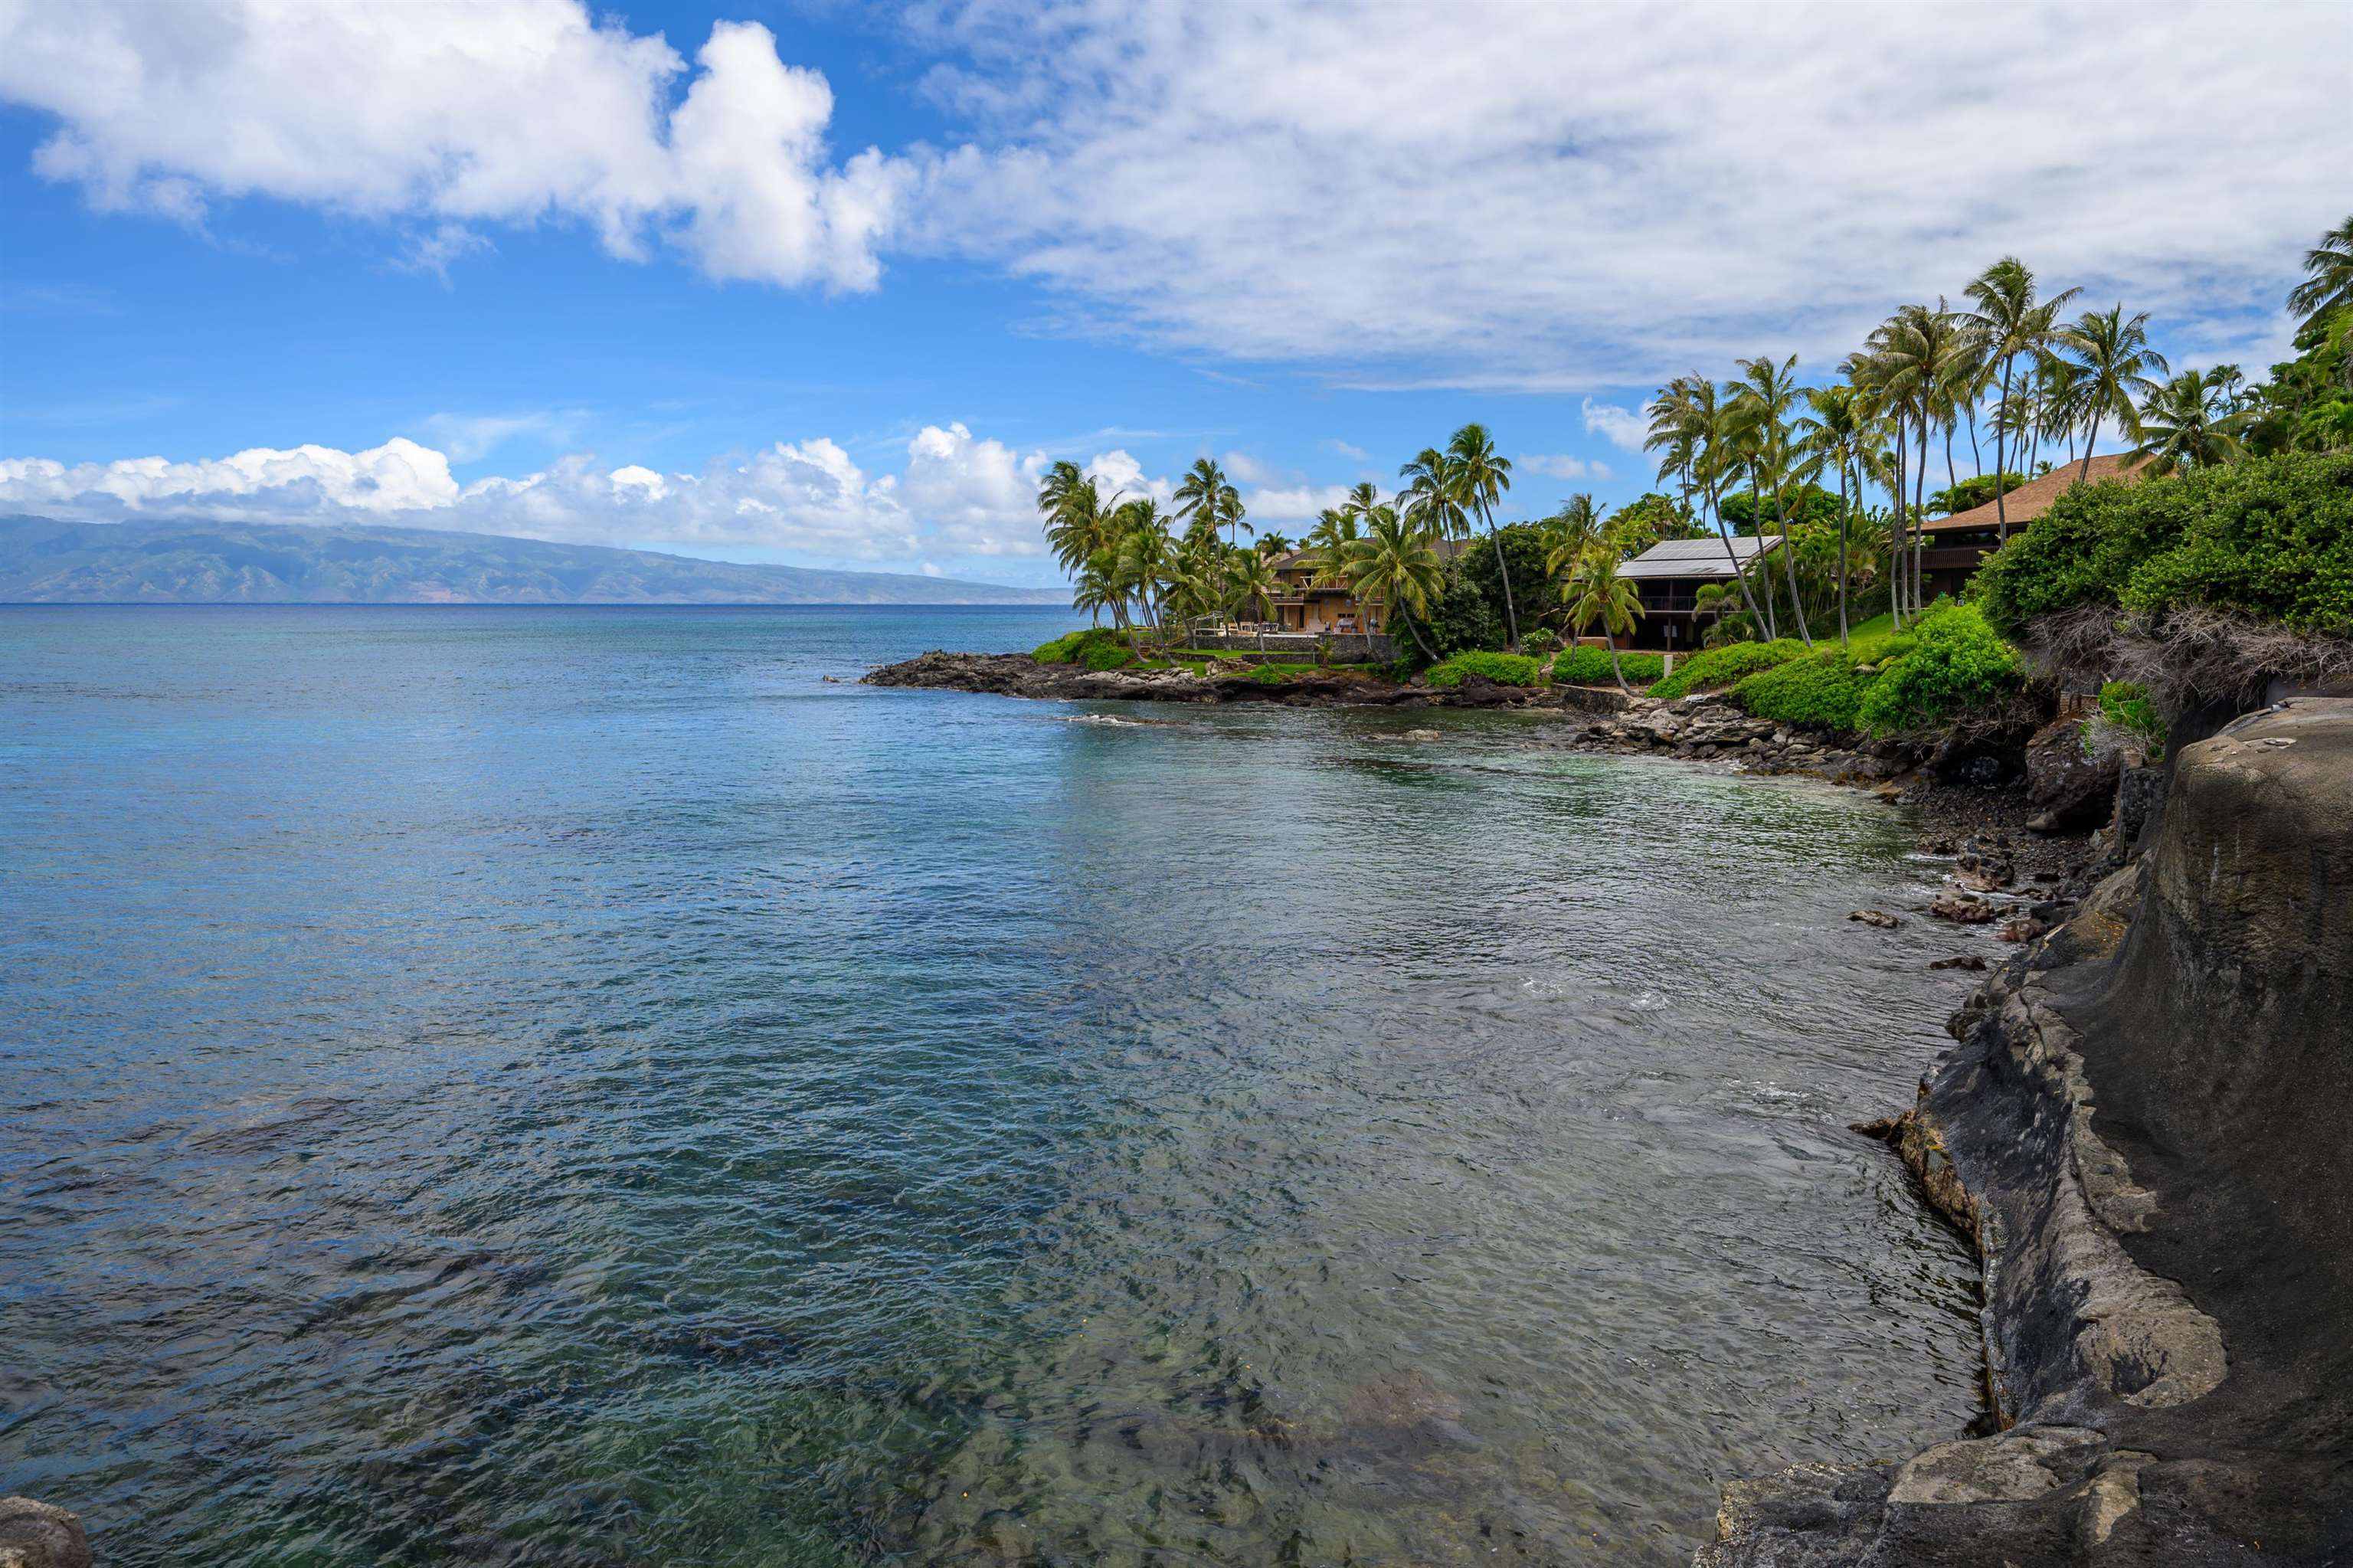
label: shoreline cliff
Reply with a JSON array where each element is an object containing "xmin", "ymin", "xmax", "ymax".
[{"xmin": 1701, "ymin": 697, "xmax": 2353, "ymax": 1565}]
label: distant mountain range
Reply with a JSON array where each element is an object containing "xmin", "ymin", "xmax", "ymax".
[{"xmin": 0, "ymin": 515, "xmax": 1070, "ymax": 605}]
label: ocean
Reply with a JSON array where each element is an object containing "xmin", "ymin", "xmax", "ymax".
[{"xmin": 1, "ymin": 604, "xmax": 1985, "ymax": 1566}]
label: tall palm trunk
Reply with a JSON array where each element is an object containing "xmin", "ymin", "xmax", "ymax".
[
  {"xmin": 1485, "ymin": 508, "xmax": 1519, "ymax": 649},
  {"xmin": 1768, "ymin": 462, "xmax": 1813, "ymax": 649},
  {"xmin": 1396, "ymin": 597, "xmax": 1436, "ymax": 660},
  {"xmin": 1834, "ymin": 463, "xmax": 1851, "ymax": 647},
  {"xmin": 1707, "ymin": 480, "xmax": 1770, "ymax": 640},
  {"xmin": 2078, "ymin": 411, "xmax": 2102, "ymax": 482},
  {"xmin": 1992, "ymin": 355, "xmax": 2015, "ymax": 542},
  {"xmin": 1889, "ymin": 412, "xmax": 1908, "ymax": 627},
  {"xmin": 1913, "ymin": 417, "xmax": 1931, "ymax": 614}
]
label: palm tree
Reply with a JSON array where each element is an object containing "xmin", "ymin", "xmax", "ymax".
[
  {"xmin": 1867, "ymin": 303, "xmax": 1970, "ymax": 617},
  {"xmin": 1255, "ymin": 532, "xmax": 1293, "ymax": 558},
  {"xmin": 1446, "ymin": 422, "xmax": 1519, "ymax": 647},
  {"xmin": 1113, "ymin": 499, "xmax": 1174, "ymax": 647},
  {"xmin": 2130, "ymin": 368, "xmax": 2253, "ymax": 476},
  {"xmin": 1729, "ymin": 353, "xmax": 1816, "ymax": 647},
  {"xmin": 1341, "ymin": 480, "xmax": 1382, "ymax": 522},
  {"xmin": 1563, "ymin": 544, "xmax": 1645, "ymax": 693},
  {"xmin": 1173, "ymin": 457, "xmax": 1245, "ymax": 550},
  {"xmin": 1396, "ymin": 447, "xmax": 1467, "ymax": 544},
  {"xmin": 1540, "ymin": 495, "xmax": 1605, "ymax": 636},
  {"xmin": 1795, "ymin": 383, "xmax": 1865, "ymax": 646},
  {"xmin": 1227, "ymin": 547, "xmax": 1278, "ymax": 640},
  {"xmin": 1648, "ymin": 374, "xmax": 1769, "ymax": 636},
  {"xmin": 2288, "ymin": 214, "xmax": 2353, "ymax": 326},
  {"xmin": 2059, "ymin": 306, "xmax": 2169, "ymax": 480},
  {"xmin": 1340, "ymin": 504, "xmax": 1444, "ymax": 660},
  {"xmin": 1963, "ymin": 257, "xmax": 2080, "ymax": 543},
  {"xmin": 1304, "ymin": 506, "xmax": 1363, "ymax": 586}
]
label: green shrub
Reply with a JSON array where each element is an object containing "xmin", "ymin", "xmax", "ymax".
[
  {"xmin": 1974, "ymin": 453, "xmax": 2353, "ymax": 637},
  {"xmin": 1081, "ymin": 638, "xmax": 1137, "ymax": 671},
  {"xmin": 1034, "ymin": 627, "xmax": 1129, "ymax": 665},
  {"xmin": 1428, "ymin": 650, "xmax": 1542, "ymax": 688},
  {"xmin": 1856, "ymin": 601, "xmax": 2024, "ymax": 734},
  {"xmin": 2096, "ymin": 679, "xmax": 2169, "ymax": 751},
  {"xmin": 1730, "ymin": 650, "xmax": 1878, "ymax": 729},
  {"xmin": 1552, "ymin": 646, "xmax": 1666, "ymax": 685},
  {"xmin": 1646, "ymin": 638, "xmax": 1803, "ymax": 697},
  {"xmin": 1522, "ymin": 627, "xmax": 1559, "ymax": 656}
]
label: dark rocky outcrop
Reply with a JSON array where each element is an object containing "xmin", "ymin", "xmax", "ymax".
[
  {"xmin": 1701, "ymin": 698, "xmax": 2353, "ymax": 1566},
  {"xmin": 0, "ymin": 1498, "xmax": 92, "ymax": 1568},
  {"xmin": 862, "ymin": 650, "xmax": 1631, "ymax": 711}
]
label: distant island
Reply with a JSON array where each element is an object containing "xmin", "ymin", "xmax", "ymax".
[{"xmin": 0, "ymin": 515, "xmax": 1071, "ymax": 606}]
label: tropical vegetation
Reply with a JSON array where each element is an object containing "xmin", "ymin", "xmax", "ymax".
[{"xmin": 1029, "ymin": 215, "xmax": 2352, "ymax": 738}]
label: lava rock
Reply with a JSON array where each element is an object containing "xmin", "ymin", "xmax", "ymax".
[
  {"xmin": 1847, "ymin": 908, "xmax": 1902, "ymax": 929},
  {"xmin": 0, "ymin": 1499, "xmax": 92, "ymax": 1568}
]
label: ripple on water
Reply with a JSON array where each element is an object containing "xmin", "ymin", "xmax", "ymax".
[{"xmin": 0, "ymin": 607, "xmax": 1985, "ymax": 1566}]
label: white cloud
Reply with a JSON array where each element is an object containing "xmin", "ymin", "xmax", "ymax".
[
  {"xmin": 0, "ymin": 425, "xmax": 1075, "ymax": 561},
  {"xmin": 908, "ymin": 1, "xmax": 2351, "ymax": 386},
  {"xmin": 415, "ymin": 411, "xmax": 584, "ymax": 463},
  {"xmin": 1240, "ymin": 483, "xmax": 1353, "ymax": 522},
  {"xmin": 1579, "ymin": 399, "xmax": 1648, "ymax": 453},
  {"xmin": 1324, "ymin": 439, "xmax": 1370, "ymax": 461},
  {"xmin": 0, "ymin": 0, "xmax": 901, "ymax": 291},
  {"xmin": 0, "ymin": 437, "xmax": 459, "ymax": 514},
  {"xmin": 1519, "ymin": 453, "xmax": 1592, "ymax": 481}
]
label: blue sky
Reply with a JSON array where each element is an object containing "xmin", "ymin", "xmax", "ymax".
[{"xmin": 2, "ymin": 0, "xmax": 2346, "ymax": 591}]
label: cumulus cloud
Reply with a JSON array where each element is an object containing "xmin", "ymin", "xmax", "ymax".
[
  {"xmin": 1579, "ymin": 399, "xmax": 1649, "ymax": 454},
  {"xmin": 1519, "ymin": 453, "xmax": 1592, "ymax": 481},
  {"xmin": 0, "ymin": 438, "xmax": 460, "ymax": 515},
  {"xmin": 909, "ymin": 1, "xmax": 2351, "ymax": 385},
  {"xmin": 0, "ymin": 424, "xmax": 1091, "ymax": 561},
  {"xmin": 0, "ymin": 0, "xmax": 902, "ymax": 290}
]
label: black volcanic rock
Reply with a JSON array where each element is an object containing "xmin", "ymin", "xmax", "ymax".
[{"xmin": 1702, "ymin": 699, "xmax": 2353, "ymax": 1566}]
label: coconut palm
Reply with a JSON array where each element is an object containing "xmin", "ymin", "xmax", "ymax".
[
  {"xmin": 1304, "ymin": 506, "xmax": 1363, "ymax": 586},
  {"xmin": 2058, "ymin": 306, "xmax": 2169, "ymax": 480},
  {"xmin": 1255, "ymin": 532, "xmax": 1293, "ymax": 558},
  {"xmin": 2288, "ymin": 214, "xmax": 2353, "ymax": 327},
  {"xmin": 1648, "ymin": 374, "xmax": 1769, "ymax": 636},
  {"xmin": 1227, "ymin": 547, "xmax": 1279, "ymax": 637},
  {"xmin": 1112, "ymin": 499, "xmax": 1175, "ymax": 647},
  {"xmin": 1563, "ymin": 544, "xmax": 1645, "ymax": 693},
  {"xmin": 1341, "ymin": 480, "xmax": 1382, "ymax": 521},
  {"xmin": 1446, "ymin": 422, "xmax": 1519, "ymax": 647},
  {"xmin": 1729, "ymin": 353, "xmax": 1817, "ymax": 647},
  {"xmin": 1962, "ymin": 257, "xmax": 2080, "ymax": 543},
  {"xmin": 1173, "ymin": 457, "xmax": 1245, "ymax": 550},
  {"xmin": 1396, "ymin": 447, "xmax": 1467, "ymax": 545},
  {"xmin": 2130, "ymin": 369, "xmax": 2253, "ymax": 476},
  {"xmin": 1795, "ymin": 382, "xmax": 1867, "ymax": 645},
  {"xmin": 1340, "ymin": 504, "xmax": 1444, "ymax": 660}
]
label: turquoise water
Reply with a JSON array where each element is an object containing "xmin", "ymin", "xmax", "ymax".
[{"xmin": 1, "ymin": 606, "xmax": 1985, "ymax": 1566}]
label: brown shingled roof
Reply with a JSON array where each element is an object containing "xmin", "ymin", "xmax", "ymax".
[{"xmin": 1922, "ymin": 453, "xmax": 2150, "ymax": 534}]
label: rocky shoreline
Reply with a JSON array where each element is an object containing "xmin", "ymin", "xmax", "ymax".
[{"xmin": 1700, "ymin": 699, "xmax": 2353, "ymax": 1566}]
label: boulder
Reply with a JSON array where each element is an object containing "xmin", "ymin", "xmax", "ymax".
[
  {"xmin": 2023, "ymin": 713, "xmax": 2120, "ymax": 833},
  {"xmin": 0, "ymin": 1499, "xmax": 91, "ymax": 1568},
  {"xmin": 1926, "ymin": 891, "xmax": 1998, "ymax": 923},
  {"xmin": 1847, "ymin": 908, "xmax": 1902, "ymax": 929}
]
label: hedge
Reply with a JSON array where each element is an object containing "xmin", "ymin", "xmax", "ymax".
[
  {"xmin": 1551, "ymin": 645, "xmax": 1665, "ymax": 685},
  {"xmin": 1974, "ymin": 452, "xmax": 2353, "ymax": 637},
  {"xmin": 1428, "ymin": 650, "xmax": 1542, "ymax": 688},
  {"xmin": 1730, "ymin": 650, "xmax": 1878, "ymax": 730},
  {"xmin": 1646, "ymin": 638, "xmax": 1803, "ymax": 698},
  {"xmin": 1854, "ymin": 601, "xmax": 2023, "ymax": 734}
]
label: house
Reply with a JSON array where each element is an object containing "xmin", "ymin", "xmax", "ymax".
[
  {"xmin": 1264, "ymin": 537, "xmax": 1469, "ymax": 635},
  {"xmin": 1915, "ymin": 453, "xmax": 2148, "ymax": 601},
  {"xmin": 1615, "ymin": 535, "xmax": 1785, "ymax": 650}
]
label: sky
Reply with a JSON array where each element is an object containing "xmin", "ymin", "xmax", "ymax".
[{"xmin": 1, "ymin": 0, "xmax": 2346, "ymax": 591}]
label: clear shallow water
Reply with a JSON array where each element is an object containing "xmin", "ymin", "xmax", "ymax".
[{"xmin": 1, "ymin": 606, "xmax": 1986, "ymax": 1566}]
